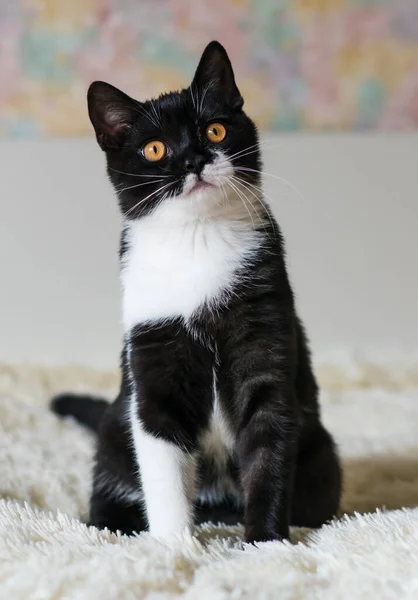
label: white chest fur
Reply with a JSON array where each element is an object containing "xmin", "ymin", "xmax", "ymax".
[{"xmin": 121, "ymin": 193, "xmax": 263, "ymax": 331}]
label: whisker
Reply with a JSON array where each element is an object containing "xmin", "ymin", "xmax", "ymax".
[
  {"xmin": 150, "ymin": 99, "xmax": 162, "ymax": 127},
  {"xmin": 226, "ymin": 179, "xmax": 257, "ymax": 232},
  {"xmin": 229, "ymin": 144, "xmax": 284, "ymax": 164},
  {"xmin": 195, "ymin": 86, "xmax": 200, "ymax": 116},
  {"xmin": 108, "ymin": 168, "xmax": 170, "ymax": 179},
  {"xmin": 231, "ymin": 176, "xmax": 264, "ymax": 223},
  {"xmin": 115, "ymin": 179, "xmax": 166, "ymax": 193},
  {"xmin": 133, "ymin": 101, "xmax": 160, "ymax": 129},
  {"xmin": 218, "ymin": 180, "xmax": 228, "ymax": 207},
  {"xmin": 231, "ymin": 181, "xmax": 265, "ymax": 235},
  {"xmin": 124, "ymin": 180, "xmax": 176, "ymax": 216},
  {"xmin": 238, "ymin": 168, "xmax": 338, "ymax": 228},
  {"xmin": 232, "ymin": 175, "xmax": 276, "ymax": 238},
  {"xmin": 228, "ymin": 142, "xmax": 262, "ymax": 161},
  {"xmin": 227, "ymin": 139, "xmax": 280, "ymax": 161},
  {"xmin": 190, "ymin": 85, "xmax": 196, "ymax": 110},
  {"xmin": 152, "ymin": 184, "xmax": 178, "ymax": 215},
  {"xmin": 230, "ymin": 176, "xmax": 272, "ymax": 238},
  {"xmin": 143, "ymin": 103, "xmax": 160, "ymax": 129},
  {"xmin": 160, "ymin": 165, "xmax": 177, "ymax": 174},
  {"xmin": 199, "ymin": 78, "xmax": 217, "ymax": 115},
  {"xmin": 236, "ymin": 167, "xmax": 306, "ymax": 204}
]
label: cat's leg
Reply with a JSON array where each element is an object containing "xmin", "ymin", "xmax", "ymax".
[
  {"xmin": 236, "ymin": 383, "xmax": 297, "ymax": 543},
  {"xmin": 88, "ymin": 395, "xmax": 147, "ymax": 535},
  {"xmin": 217, "ymin": 312, "xmax": 298, "ymax": 544},
  {"xmin": 128, "ymin": 320, "xmax": 213, "ymax": 540},
  {"xmin": 89, "ymin": 488, "xmax": 147, "ymax": 535},
  {"xmin": 128, "ymin": 424, "xmax": 198, "ymax": 539},
  {"xmin": 194, "ymin": 498, "xmax": 243, "ymax": 526},
  {"xmin": 194, "ymin": 449, "xmax": 244, "ymax": 526},
  {"xmin": 291, "ymin": 423, "xmax": 342, "ymax": 528},
  {"xmin": 291, "ymin": 318, "xmax": 342, "ymax": 527}
]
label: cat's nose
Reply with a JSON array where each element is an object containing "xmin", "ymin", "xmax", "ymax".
[{"xmin": 184, "ymin": 154, "xmax": 206, "ymax": 175}]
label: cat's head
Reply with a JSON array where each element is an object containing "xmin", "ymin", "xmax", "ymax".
[{"xmin": 88, "ymin": 41, "xmax": 261, "ymax": 220}]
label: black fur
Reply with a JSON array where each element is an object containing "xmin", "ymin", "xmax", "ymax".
[
  {"xmin": 51, "ymin": 41, "xmax": 341, "ymax": 543},
  {"xmin": 52, "ymin": 394, "xmax": 108, "ymax": 432}
]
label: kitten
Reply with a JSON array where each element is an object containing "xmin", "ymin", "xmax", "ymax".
[{"xmin": 52, "ymin": 41, "xmax": 341, "ymax": 543}]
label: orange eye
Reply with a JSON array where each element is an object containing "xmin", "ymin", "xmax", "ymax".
[
  {"xmin": 142, "ymin": 140, "xmax": 166, "ymax": 162},
  {"xmin": 206, "ymin": 123, "xmax": 226, "ymax": 143}
]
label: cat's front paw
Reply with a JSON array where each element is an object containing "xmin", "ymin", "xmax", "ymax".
[
  {"xmin": 149, "ymin": 524, "xmax": 194, "ymax": 544},
  {"xmin": 245, "ymin": 525, "xmax": 288, "ymax": 545}
]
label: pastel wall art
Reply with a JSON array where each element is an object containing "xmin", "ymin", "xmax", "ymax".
[{"xmin": 1, "ymin": 0, "xmax": 417, "ymax": 137}]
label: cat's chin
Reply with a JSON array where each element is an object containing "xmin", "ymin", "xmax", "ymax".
[
  {"xmin": 181, "ymin": 178, "xmax": 223, "ymax": 207},
  {"xmin": 187, "ymin": 185, "xmax": 224, "ymax": 207},
  {"xmin": 185, "ymin": 179, "xmax": 215, "ymax": 197}
]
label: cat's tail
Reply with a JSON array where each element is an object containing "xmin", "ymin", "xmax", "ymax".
[{"xmin": 51, "ymin": 394, "xmax": 108, "ymax": 433}]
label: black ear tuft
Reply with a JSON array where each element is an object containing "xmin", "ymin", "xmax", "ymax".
[
  {"xmin": 87, "ymin": 81, "xmax": 138, "ymax": 150},
  {"xmin": 191, "ymin": 41, "xmax": 243, "ymax": 110}
]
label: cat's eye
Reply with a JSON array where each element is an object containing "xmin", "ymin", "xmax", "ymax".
[
  {"xmin": 206, "ymin": 123, "xmax": 227, "ymax": 144},
  {"xmin": 142, "ymin": 140, "xmax": 166, "ymax": 162}
]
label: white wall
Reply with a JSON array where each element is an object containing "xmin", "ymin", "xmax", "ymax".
[{"xmin": 1, "ymin": 134, "xmax": 417, "ymax": 368}]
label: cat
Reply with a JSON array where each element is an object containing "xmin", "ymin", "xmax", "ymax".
[{"xmin": 51, "ymin": 41, "xmax": 342, "ymax": 544}]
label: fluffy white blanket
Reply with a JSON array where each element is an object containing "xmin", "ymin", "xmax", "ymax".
[{"xmin": 1, "ymin": 357, "xmax": 418, "ymax": 599}]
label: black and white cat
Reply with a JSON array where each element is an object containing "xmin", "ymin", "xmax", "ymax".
[{"xmin": 52, "ymin": 41, "xmax": 341, "ymax": 544}]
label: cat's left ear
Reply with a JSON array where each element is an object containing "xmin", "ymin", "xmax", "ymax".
[
  {"xmin": 87, "ymin": 81, "xmax": 139, "ymax": 151},
  {"xmin": 191, "ymin": 41, "xmax": 243, "ymax": 110}
]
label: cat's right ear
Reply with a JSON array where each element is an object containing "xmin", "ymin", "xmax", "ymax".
[
  {"xmin": 87, "ymin": 81, "xmax": 138, "ymax": 151},
  {"xmin": 191, "ymin": 41, "xmax": 243, "ymax": 110}
]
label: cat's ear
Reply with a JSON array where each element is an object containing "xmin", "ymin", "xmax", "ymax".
[
  {"xmin": 87, "ymin": 81, "xmax": 138, "ymax": 150},
  {"xmin": 191, "ymin": 41, "xmax": 243, "ymax": 110}
]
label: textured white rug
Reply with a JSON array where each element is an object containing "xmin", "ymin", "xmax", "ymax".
[{"xmin": 1, "ymin": 357, "xmax": 418, "ymax": 599}]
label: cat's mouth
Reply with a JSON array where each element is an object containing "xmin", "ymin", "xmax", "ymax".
[{"xmin": 185, "ymin": 178, "xmax": 215, "ymax": 196}]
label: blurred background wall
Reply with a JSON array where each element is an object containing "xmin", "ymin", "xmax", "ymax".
[{"xmin": 1, "ymin": 1, "xmax": 417, "ymax": 367}]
